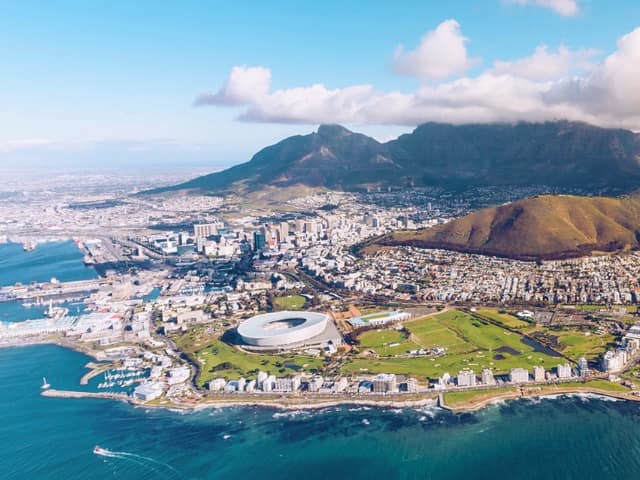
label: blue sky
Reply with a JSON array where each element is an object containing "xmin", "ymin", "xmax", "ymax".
[{"xmin": 1, "ymin": 0, "xmax": 639, "ymax": 170}]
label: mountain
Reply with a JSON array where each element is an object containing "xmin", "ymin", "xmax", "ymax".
[
  {"xmin": 153, "ymin": 121, "xmax": 640, "ymax": 194},
  {"xmin": 158, "ymin": 124, "xmax": 400, "ymax": 194},
  {"xmin": 373, "ymin": 194, "xmax": 640, "ymax": 260},
  {"xmin": 386, "ymin": 122, "xmax": 640, "ymax": 187}
]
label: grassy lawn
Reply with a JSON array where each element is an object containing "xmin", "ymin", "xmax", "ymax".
[
  {"xmin": 444, "ymin": 387, "xmax": 518, "ymax": 407},
  {"xmin": 404, "ymin": 315, "xmax": 469, "ymax": 354},
  {"xmin": 444, "ymin": 380, "xmax": 628, "ymax": 408},
  {"xmin": 476, "ymin": 308, "xmax": 530, "ymax": 329},
  {"xmin": 552, "ymin": 329, "xmax": 614, "ymax": 360},
  {"xmin": 357, "ymin": 328, "xmax": 420, "ymax": 356},
  {"xmin": 571, "ymin": 379, "xmax": 629, "ymax": 392},
  {"xmin": 173, "ymin": 328, "xmax": 324, "ymax": 387},
  {"xmin": 342, "ymin": 309, "xmax": 561, "ymax": 380},
  {"xmin": 532, "ymin": 379, "xmax": 629, "ymax": 393},
  {"xmin": 272, "ymin": 294, "xmax": 306, "ymax": 310}
]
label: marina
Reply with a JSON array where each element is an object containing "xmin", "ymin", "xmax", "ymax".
[{"xmin": 96, "ymin": 368, "xmax": 147, "ymax": 390}]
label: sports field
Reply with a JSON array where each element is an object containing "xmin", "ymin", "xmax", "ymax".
[
  {"xmin": 272, "ymin": 294, "xmax": 306, "ymax": 310},
  {"xmin": 357, "ymin": 328, "xmax": 420, "ymax": 356},
  {"xmin": 343, "ymin": 310, "xmax": 562, "ymax": 380}
]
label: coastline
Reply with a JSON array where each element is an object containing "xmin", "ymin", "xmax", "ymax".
[
  {"xmin": 5, "ymin": 341, "xmax": 638, "ymax": 415},
  {"xmin": 0, "ymin": 337, "xmax": 104, "ymax": 362},
  {"xmin": 38, "ymin": 382, "xmax": 640, "ymax": 414},
  {"xmin": 442, "ymin": 385, "xmax": 640, "ymax": 413}
]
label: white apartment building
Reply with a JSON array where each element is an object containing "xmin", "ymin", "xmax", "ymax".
[
  {"xmin": 509, "ymin": 367, "xmax": 529, "ymax": 384},
  {"xmin": 457, "ymin": 370, "xmax": 476, "ymax": 387}
]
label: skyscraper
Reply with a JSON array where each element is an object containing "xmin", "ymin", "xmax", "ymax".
[
  {"xmin": 279, "ymin": 222, "xmax": 289, "ymax": 243},
  {"xmin": 253, "ymin": 231, "xmax": 266, "ymax": 251}
]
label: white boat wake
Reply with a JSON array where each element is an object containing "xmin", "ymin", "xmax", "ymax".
[{"xmin": 94, "ymin": 446, "xmax": 182, "ymax": 478}]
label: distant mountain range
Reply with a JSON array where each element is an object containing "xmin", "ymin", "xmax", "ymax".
[
  {"xmin": 154, "ymin": 121, "xmax": 640, "ymax": 194},
  {"xmin": 373, "ymin": 194, "xmax": 640, "ymax": 260}
]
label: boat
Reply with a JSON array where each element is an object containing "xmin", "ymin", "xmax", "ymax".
[
  {"xmin": 44, "ymin": 300, "xmax": 55, "ymax": 318},
  {"xmin": 44, "ymin": 300, "xmax": 68, "ymax": 319},
  {"xmin": 93, "ymin": 446, "xmax": 110, "ymax": 456},
  {"xmin": 41, "ymin": 377, "xmax": 50, "ymax": 390}
]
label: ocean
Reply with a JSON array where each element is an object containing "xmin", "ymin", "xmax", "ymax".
[
  {"xmin": 2, "ymin": 345, "xmax": 640, "ymax": 479},
  {"xmin": 2, "ymin": 241, "xmax": 640, "ymax": 479},
  {"xmin": 0, "ymin": 241, "xmax": 96, "ymax": 323},
  {"xmin": 0, "ymin": 241, "xmax": 98, "ymax": 287}
]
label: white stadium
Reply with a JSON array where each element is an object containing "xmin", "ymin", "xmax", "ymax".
[{"xmin": 237, "ymin": 311, "xmax": 331, "ymax": 348}]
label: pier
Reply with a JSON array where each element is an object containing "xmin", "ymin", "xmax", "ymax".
[
  {"xmin": 0, "ymin": 278, "xmax": 107, "ymax": 303},
  {"xmin": 79, "ymin": 363, "xmax": 112, "ymax": 386},
  {"xmin": 41, "ymin": 389, "xmax": 130, "ymax": 401}
]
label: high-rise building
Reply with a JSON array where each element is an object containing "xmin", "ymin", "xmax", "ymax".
[
  {"xmin": 208, "ymin": 378, "xmax": 226, "ymax": 391},
  {"xmin": 304, "ymin": 221, "xmax": 316, "ymax": 234},
  {"xmin": 481, "ymin": 369, "xmax": 495, "ymax": 385},
  {"xmin": 373, "ymin": 373, "xmax": 397, "ymax": 393},
  {"xmin": 406, "ymin": 378, "xmax": 418, "ymax": 393},
  {"xmin": 193, "ymin": 223, "xmax": 218, "ymax": 239},
  {"xmin": 509, "ymin": 368, "xmax": 529, "ymax": 384},
  {"xmin": 625, "ymin": 337, "xmax": 640, "ymax": 354},
  {"xmin": 601, "ymin": 349, "xmax": 628, "ymax": 372},
  {"xmin": 533, "ymin": 366, "xmax": 545, "ymax": 382},
  {"xmin": 308, "ymin": 375, "xmax": 324, "ymax": 392},
  {"xmin": 279, "ymin": 222, "xmax": 289, "ymax": 243},
  {"xmin": 578, "ymin": 357, "xmax": 589, "ymax": 377},
  {"xmin": 457, "ymin": 370, "xmax": 476, "ymax": 387},
  {"xmin": 262, "ymin": 375, "xmax": 276, "ymax": 392},
  {"xmin": 256, "ymin": 371, "xmax": 268, "ymax": 389},
  {"xmin": 237, "ymin": 377, "xmax": 246, "ymax": 392},
  {"xmin": 253, "ymin": 231, "xmax": 266, "ymax": 251},
  {"xmin": 273, "ymin": 375, "xmax": 301, "ymax": 392},
  {"xmin": 557, "ymin": 363, "xmax": 572, "ymax": 379}
]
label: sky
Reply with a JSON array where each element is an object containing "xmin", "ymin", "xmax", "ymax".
[{"xmin": 1, "ymin": 0, "xmax": 639, "ymax": 170}]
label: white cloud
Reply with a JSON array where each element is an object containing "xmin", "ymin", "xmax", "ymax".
[
  {"xmin": 392, "ymin": 19, "xmax": 479, "ymax": 81},
  {"xmin": 194, "ymin": 66, "xmax": 271, "ymax": 106},
  {"xmin": 506, "ymin": 0, "xmax": 581, "ymax": 17},
  {"xmin": 544, "ymin": 27, "xmax": 640, "ymax": 122},
  {"xmin": 492, "ymin": 45, "xmax": 599, "ymax": 81},
  {"xmin": 195, "ymin": 25, "xmax": 640, "ymax": 131}
]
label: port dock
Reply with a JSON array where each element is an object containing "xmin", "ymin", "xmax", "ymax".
[{"xmin": 41, "ymin": 389, "xmax": 130, "ymax": 401}]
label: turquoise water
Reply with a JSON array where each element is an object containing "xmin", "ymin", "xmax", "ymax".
[
  {"xmin": 0, "ymin": 300, "xmax": 50, "ymax": 322},
  {"xmin": 0, "ymin": 300, "xmax": 86, "ymax": 323},
  {"xmin": 0, "ymin": 241, "xmax": 95, "ymax": 322},
  {"xmin": 0, "ymin": 241, "xmax": 97, "ymax": 287},
  {"xmin": 2, "ymin": 345, "xmax": 640, "ymax": 479}
]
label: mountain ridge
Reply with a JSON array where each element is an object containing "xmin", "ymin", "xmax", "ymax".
[{"xmin": 153, "ymin": 120, "xmax": 640, "ymax": 195}]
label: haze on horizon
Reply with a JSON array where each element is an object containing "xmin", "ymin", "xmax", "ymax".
[{"xmin": 2, "ymin": 0, "xmax": 640, "ymax": 171}]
